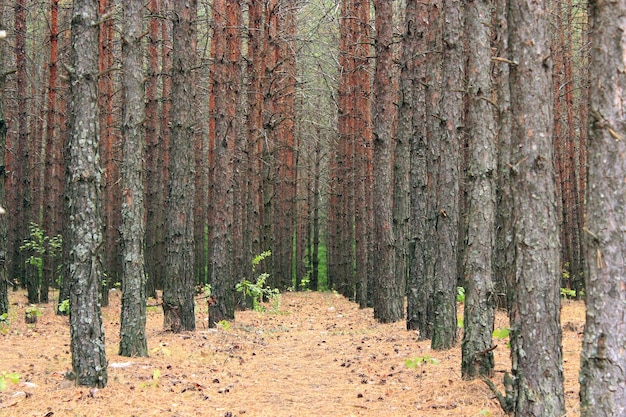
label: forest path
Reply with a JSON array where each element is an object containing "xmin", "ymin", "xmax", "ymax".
[{"xmin": 0, "ymin": 290, "xmax": 583, "ymax": 416}]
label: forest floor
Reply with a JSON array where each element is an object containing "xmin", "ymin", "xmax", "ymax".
[{"xmin": 0, "ymin": 289, "xmax": 584, "ymax": 417}]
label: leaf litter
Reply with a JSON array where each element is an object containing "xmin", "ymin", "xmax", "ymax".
[{"xmin": 0, "ymin": 290, "xmax": 583, "ymax": 416}]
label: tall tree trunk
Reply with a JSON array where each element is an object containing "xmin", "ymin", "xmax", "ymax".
[
  {"xmin": 407, "ymin": 0, "xmax": 439, "ymax": 338},
  {"xmin": 118, "ymin": 0, "xmax": 148, "ymax": 357},
  {"xmin": 163, "ymin": 0, "xmax": 197, "ymax": 333},
  {"xmin": 579, "ymin": 1, "xmax": 626, "ymax": 415},
  {"xmin": 332, "ymin": 0, "xmax": 356, "ymax": 298},
  {"xmin": 245, "ymin": 0, "xmax": 264, "ymax": 290},
  {"xmin": 493, "ymin": 0, "xmax": 512, "ymax": 311},
  {"xmin": 461, "ymin": 0, "xmax": 496, "ymax": 379},
  {"xmin": 158, "ymin": 0, "xmax": 172, "ymax": 294},
  {"xmin": 42, "ymin": 0, "xmax": 60, "ymax": 305},
  {"xmin": 144, "ymin": 0, "xmax": 161, "ymax": 298},
  {"xmin": 371, "ymin": 0, "xmax": 402, "ymax": 323},
  {"xmin": 208, "ymin": 0, "xmax": 241, "ymax": 325},
  {"xmin": 352, "ymin": 0, "xmax": 372, "ymax": 308},
  {"xmin": 398, "ymin": 0, "xmax": 432, "ymax": 332},
  {"xmin": 15, "ymin": 0, "xmax": 34, "ymax": 302},
  {"xmin": 98, "ymin": 0, "xmax": 120, "ymax": 306},
  {"xmin": 430, "ymin": 0, "xmax": 463, "ymax": 350},
  {"xmin": 272, "ymin": 0, "xmax": 297, "ymax": 290},
  {"xmin": 0, "ymin": 3, "xmax": 9, "ymax": 315},
  {"xmin": 506, "ymin": 0, "xmax": 565, "ymax": 414},
  {"xmin": 67, "ymin": 0, "xmax": 107, "ymax": 387}
]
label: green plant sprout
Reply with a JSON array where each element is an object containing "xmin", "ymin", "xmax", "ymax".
[
  {"xmin": 236, "ymin": 251, "xmax": 279, "ymax": 312},
  {"xmin": 24, "ymin": 305, "xmax": 42, "ymax": 324},
  {"xmin": 58, "ymin": 299, "xmax": 70, "ymax": 314},
  {"xmin": 0, "ymin": 313, "xmax": 10, "ymax": 335},
  {"xmin": 405, "ymin": 355, "xmax": 440, "ymax": 368},
  {"xmin": 20, "ymin": 222, "xmax": 63, "ymax": 279},
  {"xmin": 217, "ymin": 320, "xmax": 231, "ymax": 331},
  {"xmin": 456, "ymin": 287, "xmax": 465, "ymax": 303},
  {"xmin": 0, "ymin": 372, "xmax": 20, "ymax": 391}
]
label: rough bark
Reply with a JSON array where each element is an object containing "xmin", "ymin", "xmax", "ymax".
[
  {"xmin": 430, "ymin": 0, "xmax": 463, "ymax": 350},
  {"xmin": 163, "ymin": 0, "xmax": 197, "ymax": 333},
  {"xmin": 403, "ymin": 0, "xmax": 427, "ymax": 331},
  {"xmin": 118, "ymin": 0, "xmax": 148, "ymax": 357},
  {"xmin": 352, "ymin": 0, "xmax": 372, "ymax": 308},
  {"xmin": 371, "ymin": 0, "xmax": 402, "ymax": 323},
  {"xmin": 208, "ymin": 0, "xmax": 241, "ymax": 325},
  {"xmin": 272, "ymin": 0, "xmax": 297, "ymax": 290},
  {"xmin": 0, "ymin": 2, "xmax": 8, "ymax": 315},
  {"xmin": 98, "ymin": 0, "xmax": 120, "ymax": 306},
  {"xmin": 42, "ymin": 0, "xmax": 61, "ymax": 305},
  {"xmin": 67, "ymin": 0, "xmax": 108, "ymax": 387},
  {"xmin": 506, "ymin": 0, "xmax": 565, "ymax": 414},
  {"xmin": 493, "ymin": 0, "xmax": 513, "ymax": 312},
  {"xmin": 14, "ymin": 0, "xmax": 33, "ymax": 302},
  {"xmin": 407, "ymin": 0, "xmax": 440, "ymax": 338},
  {"xmin": 145, "ymin": 0, "xmax": 161, "ymax": 298},
  {"xmin": 461, "ymin": 0, "xmax": 496, "ymax": 379},
  {"xmin": 579, "ymin": 1, "xmax": 626, "ymax": 415}
]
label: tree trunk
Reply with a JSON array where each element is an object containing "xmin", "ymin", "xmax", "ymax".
[
  {"xmin": 579, "ymin": 1, "xmax": 626, "ymax": 415},
  {"xmin": 144, "ymin": 0, "xmax": 161, "ymax": 298},
  {"xmin": 118, "ymin": 0, "xmax": 148, "ymax": 357},
  {"xmin": 493, "ymin": 0, "xmax": 512, "ymax": 312},
  {"xmin": 163, "ymin": 0, "xmax": 197, "ymax": 333},
  {"xmin": 15, "ymin": 0, "xmax": 34, "ymax": 302},
  {"xmin": 0, "ymin": 1, "xmax": 9, "ymax": 315},
  {"xmin": 506, "ymin": 0, "xmax": 565, "ymax": 414},
  {"xmin": 460, "ymin": 0, "xmax": 496, "ymax": 380},
  {"xmin": 42, "ymin": 0, "xmax": 60, "ymax": 305},
  {"xmin": 98, "ymin": 0, "xmax": 120, "ymax": 307},
  {"xmin": 67, "ymin": 0, "xmax": 108, "ymax": 387},
  {"xmin": 404, "ymin": 0, "xmax": 427, "ymax": 331},
  {"xmin": 208, "ymin": 0, "xmax": 241, "ymax": 325},
  {"xmin": 430, "ymin": 0, "xmax": 463, "ymax": 350},
  {"xmin": 352, "ymin": 0, "xmax": 372, "ymax": 308},
  {"xmin": 371, "ymin": 0, "xmax": 402, "ymax": 323}
]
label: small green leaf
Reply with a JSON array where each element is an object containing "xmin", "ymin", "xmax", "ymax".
[{"xmin": 492, "ymin": 328, "xmax": 510, "ymax": 339}]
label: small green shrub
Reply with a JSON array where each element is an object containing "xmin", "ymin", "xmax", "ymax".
[
  {"xmin": 456, "ymin": 287, "xmax": 465, "ymax": 303},
  {"xmin": 236, "ymin": 251, "xmax": 279, "ymax": 312},
  {"xmin": 405, "ymin": 355, "xmax": 440, "ymax": 368},
  {"xmin": 0, "ymin": 372, "xmax": 20, "ymax": 390},
  {"xmin": 58, "ymin": 299, "xmax": 70, "ymax": 314},
  {"xmin": 24, "ymin": 305, "xmax": 42, "ymax": 324}
]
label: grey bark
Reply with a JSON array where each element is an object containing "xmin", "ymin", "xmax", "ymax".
[
  {"xmin": 579, "ymin": 1, "xmax": 626, "ymax": 415},
  {"xmin": 506, "ymin": 0, "xmax": 565, "ymax": 414},
  {"xmin": 372, "ymin": 0, "xmax": 403, "ymax": 323},
  {"xmin": 209, "ymin": 0, "xmax": 241, "ymax": 325},
  {"xmin": 163, "ymin": 0, "xmax": 197, "ymax": 332},
  {"xmin": 493, "ymin": 0, "xmax": 513, "ymax": 311},
  {"xmin": 461, "ymin": 0, "xmax": 496, "ymax": 379},
  {"xmin": 0, "ymin": 1, "xmax": 8, "ymax": 316},
  {"xmin": 67, "ymin": 0, "xmax": 108, "ymax": 387},
  {"xmin": 430, "ymin": 0, "xmax": 463, "ymax": 350},
  {"xmin": 403, "ymin": 0, "xmax": 429, "ymax": 334},
  {"xmin": 119, "ymin": 0, "xmax": 148, "ymax": 357}
]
